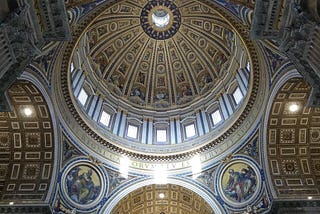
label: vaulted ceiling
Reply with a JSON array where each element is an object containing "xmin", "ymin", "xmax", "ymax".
[
  {"xmin": 267, "ymin": 78, "xmax": 320, "ymax": 199},
  {"xmin": 0, "ymin": 0, "xmax": 319, "ymax": 213},
  {"xmin": 0, "ymin": 80, "xmax": 54, "ymax": 204},
  {"xmin": 111, "ymin": 184, "xmax": 214, "ymax": 214}
]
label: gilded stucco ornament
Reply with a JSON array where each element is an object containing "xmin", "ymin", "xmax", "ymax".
[
  {"xmin": 140, "ymin": 0, "xmax": 181, "ymax": 40},
  {"xmin": 54, "ymin": 0, "xmax": 267, "ymax": 171}
]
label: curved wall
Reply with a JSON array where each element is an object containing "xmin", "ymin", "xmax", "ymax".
[
  {"xmin": 0, "ymin": 80, "xmax": 55, "ymax": 204},
  {"xmin": 266, "ymin": 77, "xmax": 320, "ymax": 199}
]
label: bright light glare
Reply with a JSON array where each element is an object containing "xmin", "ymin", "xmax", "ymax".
[
  {"xmin": 191, "ymin": 155, "xmax": 201, "ymax": 179},
  {"xmin": 154, "ymin": 166, "xmax": 168, "ymax": 184},
  {"xmin": 289, "ymin": 104, "xmax": 299, "ymax": 112},
  {"xmin": 308, "ymin": 196, "xmax": 313, "ymax": 200},
  {"xmin": 159, "ymin": 193, "xmax": 165, "ymax": 199},
  {"xmin": 9, "ymin": 202, "xmax": 14, "ymax": 205},
  {"xmin": 120, "ymin": 156, "xmax": 130, "ymax": 179},
  {"xmin": 152, "ymin": 10, "xmax": 170, "ymax": 28},
  {"xmin": 24, "ymin": 108, "xmax": 32, "ymax": 116}
]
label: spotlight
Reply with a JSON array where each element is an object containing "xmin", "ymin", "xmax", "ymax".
[
  {"xmin": 24, "ymin": 108, "xmax": 33, "ymax": 116},
  {"xmin": 289, "ymin": 103, "xmax": 299, "ymax": 112},
  {"xmin": 159, "ymin": 193, "xmax": 165, "ymax": 199}
]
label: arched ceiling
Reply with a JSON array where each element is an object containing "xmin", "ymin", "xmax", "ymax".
[
  {"xmin": 53, "ymin": 0, "xmax": 266, "ymax": 168},
  {"xmin": 111, "ymin": 184, "xmax": 215, "ymax": 214},
  {"xmin": 267, "ymin": 78, "xmax": 320, "ymax": 199},
  {"xmin": 79, "ymin": 0, "xmax": 246, "ymax": 111},
  {"xmin": 0, "ymin": 80, "xmax": 54, "ymax": 204},
  {"xmin": 62, "ymin": 0, "xmax": 259, "ymax": 160}
]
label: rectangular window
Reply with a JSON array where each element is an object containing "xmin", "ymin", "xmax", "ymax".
[
  {"xmin": 185, "ymin": 124, "xmax": 196, "ymax": 138},
  {"xmin": 211, "ymin": 110, "xmax": 222, "ymax": 125},
  {"xmin": 233, "ymin": 87, "xmax": 243, "ymax": 105},
  {"xmin": 99, "ymin": 111, "xmax": 111, "ymax": 127},
  {"xmin": 246, "ymin": 61, "xmax": 250, "ymax": 72},
  {"xmin": 157, "ymin": 129, "xmax": 167, "ymax": 142},
  {"xmin": 127, "ymin": 124, "xmax": 138, "ymax": 139},
  {"xmin": 70, "ymin": 62, "xmax": 74, "ymax": 73},
  {"xmin": 78, "ymin": 88, "xmax": 88, "ymax": 106}
]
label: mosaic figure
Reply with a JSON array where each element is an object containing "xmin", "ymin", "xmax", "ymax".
[
  {"xmin": 130, "ymin": 87, "xmax": 145, "ymax": 101},
  {"xmin": 222, "ymin": 163, "xmax": 257, "ymax": 203},
  {"xmin": 199, "ymin": 74, "xmax": 213, "ymax": 91},
  {"xmin": 66, "ymin": 165, "xmax": 101, "ymax": 205}
]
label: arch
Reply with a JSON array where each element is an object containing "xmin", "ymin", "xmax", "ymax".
[
  {"xmin": 262, "ymin": 69, "xmax": 301, "ymax": 198},
  {"xmin": 101, "ymin": 177, "xmax": 224, "ymax": 214},
  {"xmin": 0, "ymin": 72, "xmax": 57, "ymax": 204},
  {"xmin": 20, "ymin": 71, "xmax": 61, "ymax": 203},
  {"xmin": 262, "ymin": 68, "xmax": 320, "ymax": 199}
]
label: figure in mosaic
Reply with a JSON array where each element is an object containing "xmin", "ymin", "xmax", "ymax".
[
  {"xmin": 223, "ymin": 164, "xmax": 257, "ymax": 202},
  {"xmin": 66, "ymin": 165, "xmax": 101, "ymax": 204}
]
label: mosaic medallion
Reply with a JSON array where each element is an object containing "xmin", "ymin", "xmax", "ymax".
[
  {"xmin": 140, "ymin": 0, "xmax": 181, "ymax": 40},
  {"xmin": 61, "ymin": 161, "xmax": 107, "ymax": 209},
  {"xmin": 219, "ymin": 160, "xmax": 260, "ymax": 206}
]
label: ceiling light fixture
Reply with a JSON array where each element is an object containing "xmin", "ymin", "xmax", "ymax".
[
  {"xmin": 24, "ymin": 107, "xmax": 33, "ymax": 116},
  {"xmin": 159, "ymin": 193, "xmax": 165, "ymax": 199},
  {"xmin": 289, "ymin": 103, "xmax": 299, "ymax": 112}
]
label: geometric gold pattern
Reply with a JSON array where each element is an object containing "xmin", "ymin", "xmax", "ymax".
[
  {"xmin": 111, "ymin": 184, "xmax": 214, "ymax": 214},
  {"xmin": 267, "ymin": 78, "xmax": 320, "ymax": 198},
  {"xmin": 0, "ymin": 81, "xmax": 54, "ymax": 202},
  {"xmin": 84, "ymin": 0, "xmax": 239, "ymax": 110}
]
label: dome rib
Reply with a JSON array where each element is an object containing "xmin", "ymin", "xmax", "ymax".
[{"xmin": 59, "ymin": 0, "xmax": 258, "ymax": 158}]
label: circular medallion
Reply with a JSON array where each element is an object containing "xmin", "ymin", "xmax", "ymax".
[
  {"xmin": 140, "ymin": 1, "xmax": 181, "ymax": 40},
  {"xmin": 61, "ymin": 161, "xmax": 107, "ymax": 210},
  {"xmin": 218, "ymin": 159, "xmax": 261, "ymax": 207}
]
